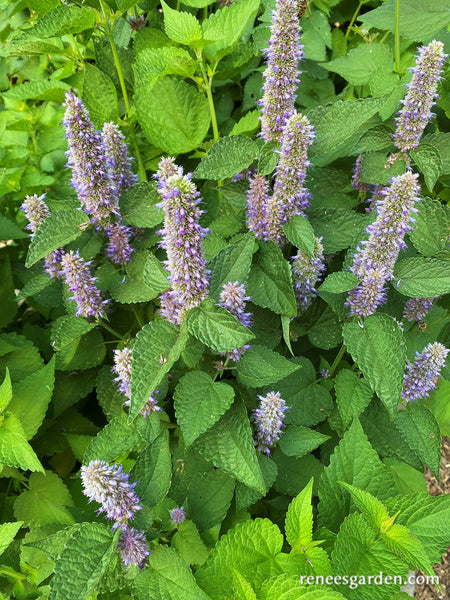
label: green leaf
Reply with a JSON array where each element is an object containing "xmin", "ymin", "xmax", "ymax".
[
  {"xmin": 308, "ymin": 97, "xmax": 387, "ymax": 166},
  {"xmin": 186, "ymin": 299, "xmax": 254, "ymax": 353},
  {"xmin": 394, "ymin": 257, "xmax": 450, "ymax": 297},
  {"xmin": 134, "ymin": 46, "xmax": 197, "ymax": 86},
  {"xmin": 258, "ymin": 142, "xmax": 279, "ymax": 176},
  {"xmin": 50, "ymin": 523, "xmax": 116, "ymax": 600},
  {"xmin": 0, "ymin": 412, "xmax": 44, "ymax": 473},
  {"xmin": 0, "ymin": 522, "xmax": 23, "ymax": 557},
  {"xmin": 194, "ymin": 136, "xmax": 259, "ymax": 180},
  {"xmin": 410, "ymin": 197, "xmax": 450, "ymax": 257},
  {"xmin": 14, "ymin": 471, "xmax": 74, "ymax": 527},
  {"xmin": 82, "ymin": 64, "xmax": 119, "ymax": 128},
  {"xmin": 237, "ymin": 345, "xmax": 301, "ymax": 387},
  {"xmin": 278, "ymin": 426, "xmax": 330, "ymax": 458},
  {"xmin": 22, "ymin": 5, "xmax": 97, "ymax": 37},
  {"xmin": 0, "ymin": 369, "xmax": 12, "ymax": 412},
  {"xmin": 161, "ymin": 1, "xmax": 202, "ymax": 45},
  {"xmin": 0, "ymin": 215, "xmax": 28, "ymax": 241},
  {"xmin": 0, "ymin": 333, "xmax": 43, "ymax": 382},
  {"xmin": 16, "ymin": 273, "xmax": 53, "ymax": 301},
  {"xmin": 172, "ymin": 520, "xmax": 209, "ymax": 566},
  {"xmin": 209, "ymin": 231, "xmax": 255, "ymax": 300},
  {"xmin": 360, "ymin": 0, "xmax": 450, "ymax": 42},
  {"xmin": 338, "ymin": 482, "xmax": 389, "ymax": 529},
  {"xmin": 196, "ymin": 518, "xmax": 284, "ymax": 598},
  {"xmin": 382, "ymin": 522, "xmax": 434, "ymax": 576},
  {"xmin": 202, "ymin": 0, "xmax": 261, "ymax": 62},
  {"xmin": 194, "ymin": 399, "xmax": 265, "ymax": 493},
  {"xmin": 360, "ymin": 150, "xmax": 407, "ymax": 185},
  {"xmin": 318, "ymin": 419, "xmax": 395, "ymax": 532},
  {"xmin": 174, "ymin": 371, "xmax": 235, "ymax": 446},
  {"xmin": 26, "ymin": 209, "xmax": 87, "ymax": 268},
  {"xmin": 285, "ymin": 478, "xmax": 314, "ymax": 550},
  {"xmin": 2, "ymin": 80, "xmax": 70, "ymax": 102},
  {"xmin": 394, "ymin": 404, "xmax": 441, "ymax": 478},
  {"xmin": 135, "ymin": 76, "xmax": 210, "ymax": 154},
  {"xmin": 324, "ymin": 44, "xmax": 392, "ymax": 86},
  {"xmin": 84, "ymin": 414, "xmax": 149, "ymax": 463},
  {"xmin": 110, "ymin": 250, "xmax": 161, "ymax": 303},
  {"xmin": 130, "ymin": 321, "xmax": 187, "ymax": 420},
  {"xmin": 8, "ymin": 358, "xmax": 55, "ymax": 440},
  {"xmin": 309, "ymin": 209, "xmax": 371, "ymax": 253},
  {"xmin": 232, "ymin": 571, "xmax": 257, "ymax": 600},
  {"xmin": 120, "ymin": 182, "xmax": 163, "ymax": 228},
  {"xmin": 247, "ymin": 241, "xmax": 297, "ymax": 316},
  {"xmin": 335, "ymin": 370, "xmax": 373, "ymax": 430},
  {"xmin": 51, "ymin": 316, "xmax": 96, "ymax": 351},
  {"xmin": 0, "ymin": 36, "xmax": 64, "ymax": 57},
  {"xmin": 230, "ymin": 109, "xmax": 261, "ymax": 137},
  {"xmin": 319, "ymin": 271, "xmax": 361, "ymax": 294},
  {"xmin": 342, "ymin": 315, "xmax": 406, "ymax": 418},
  {"xmin": 283, "ymin": 215, "xmax": 316, "ymax": 257},
  {"xmin": 261, "ymin": 575, "xmax": 345, "ymax": 600},
  {"xmin": 273, "ymin": 450, "xmax": 324, "ymax": 497},
  {"xmin": 410, "ymin": 144, "xmax": 442, "ymax": 191},
  {"xmin": 133, "ymin": 430, "xmax": 171, "ymax": 507},
  {"xmin": 134, "ymin": 546, "xmax": 210, "ymax": 600}
]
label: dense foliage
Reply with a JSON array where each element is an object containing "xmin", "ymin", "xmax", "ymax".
[{"xmin": 0, "ymin": 0, "xmax": 449, "ymax": 599}]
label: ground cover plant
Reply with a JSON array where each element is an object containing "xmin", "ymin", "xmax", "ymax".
[{"xmin": 0, "ymin": 0, "xmax": 449, "ymax": 599}]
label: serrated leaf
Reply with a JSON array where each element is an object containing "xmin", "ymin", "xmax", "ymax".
[
  {"xmin": 285, "ymin": 478, "xmax": 314, "ymax": 550},
  {"xmin": 196, "ymin": 518, "xmax": 284, "ymax": 598},
  {"xmin": 82, "ymin": 64, "xmax": 119, "ymax": 128},
  {"xmin": 261, "ymin": 575, "xmax": 345, "ymax": 600},
  {"xmin": 237, "ymin": 345, "xmax": 301, "ymax": 387},
  {"xmin": 50, "ymin": 316, "xmax": 96, "ymax": 350},
  {"xmin": 410, "ymin": 197, "xmax": 450, "ymax": 257},
  {"xmin": 161, "ymin": 0, "xmax": 202, "ymax": 45},
  {"xmin": 232, "ymin": 571, "xmax": 257, "ymax": 600},
  {"xmin": 410, "ymin": 144, "xmax": 442, "ymax": 191},
  {"xmin": 194, "ymin": 136, "xmax": 259, "ymax": 180},
  {"xmin": 143, "ymin": 253, "xmax": 170, "ymax": 294},
  {"xmin": 50, "ymin": 523, "xmax": 116, "ymax": 600},
  {"xmin": 130, "ymin": 321, "xmax": 188, "ymax": 420},
  {"xmin": 135, "ymin": 76, "xmax": 210, "ymax": 154},
  {"xmin": 0, "ymin": 369, "xmax": 12, "ymax": 412},
  {"xmin": 230, "ymin": 109, "xmax": 261, "ymax": 137},
  {"xmin": 0, "ymin": 36, "xmax": 64, "ymax": 57},
  {"xmin": 278, "ymin": 426, "xmax": 330, "ymax": 457},
  {"xmin": 247, "ymin": 241, "xmax": 297, "ymax": 316},
  {"xmin": 381, "ymin": 522, "xmax": 434, "ymax": 576},
  {"xmin": 186, "ymin": 299, "xmax": 254, "ymax": 353},
  {"xmin": 335, "ymin": 370, "xmax": 373, "ymax": 430},
  {"xmin": 0, "ymin": 215, "xmax": 29, "ymax": 240},
  {"xmin": 0, "ymin": 522, "xmax": 23, "ymax": 557},
  {"xmin": 171, "ymin": 520, "xmax": 209, "ymax": 566},
  {"xmin": 209, "ymin": 231, "xmax": 255, "ymax": 300},
  {"xmin": 309, "ymin": 209, "xmax": 371, "ymax": 253},
  {"xmin": 174, "ymin": 371, "xmax": 235, "ymax": 446},
  {"xmin": 394, "ymin": 404, "xmax": 441, "ymax": 478},
  {"xmin": 120, "ymin": 182, "xmax": 163, "ymax": 228},
  {"xmin": 193, "ymin": 399, "xmax": 265, "ymax": 493},
  {"xmin": 324, "ymin": 44, "xmax": 392, "ymax": 86},
  {"xmin": 110, "ymin": 250, "xmax": 160, "ymax": 303},
  {"xmin": 22, "ymin": 5, "xmax": 97, "ymax": 38},
  {"xmin": 258, "ymin": 142, "xmax": 279, "ymax": 176},
  {"xmin": 318, "ymin": 419, "xmax": 395, "ymax": 532},
  {"xmin": 338, "ymin": 482, "xmax": 389, "ymax": 529},
  {"xmin": 134, "ymin": 546, "xmax": 210, "ymax": 600},
  {"xmin": 2, "ymin": 80, "xmax": 70, "ymax": 102},
  {"xmin": 133, "ymin": 430, "xmax": 171, "ymax": 507},
  {"xmin": 283, "ymin": 215, "xmax": 316, "ymax": 257},
  {"xmin": 394, "ymin": 257, "xmax": 450, "ymax": 297},
  {"xmin": 26, "ymin": 210, "xmax": 87, "ymax": 267},
  {"xmin": 360, "ymin": 150, "xmax": 407, "ymax": 185},
  {"xmin": 343, "ymin": 315, "xmax": 405, "ymax": 418},
  {"xmin": 319, "ymin": 271, "xmax": 361, "ymax": 294},
  {"xmin": 14, "ymin": 471, "xmax": 74, "ymax": 527},
  {"xmin": 0, "ymin": 333, "xmax": 43, "ymax": 382},
  {"xmin": 16, "ymin": 273, "xmax": 53, "ymax": 300},
  {"xmin": 0, "ymin": 412, "xmax": 44, "ymax": 473}
]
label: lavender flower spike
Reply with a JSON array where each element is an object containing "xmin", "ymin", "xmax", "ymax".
[
  {"xmin": 63, "ymin": 93, "xmax": 118, "ymax": 226},
  {"xmin": 254, "ymin": 391, "xmax": 288, "ymax": 456},
  {"xmin": 291, "ymin": 238, "xmax": 326, "ymax": 312},
  {"xmin": 155, "ymin": 157, "xmax": 209, "ymax": 324},
  {"xmin": 219, "ymin": 282, "xmax": 252, "ymax": 361},
  {"xmin": 267, "ymin": 113, "xmax": 314, "ymax": 244},
  {"xmin": 394, "ymin": 40, "xmax": 447, "ymax": 152},
  {"xmin": 81, "ymin": 460, "xmax": 142, "ymax": 529},
  {"xmin": 106, "ymin": 223, "xmax": 134, "ymax": 266},
  {"xmin": 347, "ymin": 171, "xmax": 420, "ymax": 317},
  {"xmin": 402, "ymin": 342, "xmax": 449, "ymax": 402},
  {"xmin": 352, "ymin": 154, "xmax": 369, "ymax": 193},
  {"xmin": 102, "ymin": 122, "xmax": 137, "ymax": 197},
  {"xmin": 246, "ymin": 174, "xmax": 270, "ymax": 240},
  {"xmin": 259, "ymin": 0, "xmax": 304, "ymax": 142},
  {"xmin": 403, "ymin": 297, "xmax": 437, "ymax": 323},
  {"xmin": 118, "ymin": 526, "xmax": 150, "ymax": 568},
  {"xmin": 170, "ymin": 507, "xmax": 186, "ymax": 526},
  {"xmin": 60, "ymin": 250, "xmax": 109, "ymax": 319}
]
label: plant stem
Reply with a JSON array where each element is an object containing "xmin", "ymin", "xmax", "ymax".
[
  {"xmin": 99, "ymin": 320, "xmax": 125, "ymax": 340},
  {"xmin": 394, "ymin": 0, "xmax": 401, "ymax": 73},
  {"xmin": 345, "ymin": 1, "xmax": 363, "ymax": 40},
  {"xmin": 70, "ymin": 33, "xmax": 84, "ymax": 64},
  {"xmin": 329, "ymin": 344, "xmax": 347, "ymax": 377},
  {"xmin": 199, "ymin": 59, "xmax": 219, "ymax": 141}
]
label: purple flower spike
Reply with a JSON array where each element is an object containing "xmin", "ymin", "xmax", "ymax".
[
  {"xmin": 259, "ymin": 0, "xmax": 304, "ymax": 142},
  {"xmin": 80, "ymin": 460, "xmax": 142, "ymax": 529},
  {"xmin": 347, "ymin": 171, "xmax": 420, "ymax": 317},
  {"xmin": 352, "ymin": 154, "xmax": 369, "ymax": 193},
  {"xmin": 402, "ymin": 342, "xmax": 449, "ymax": 402},
  {"xmin": 21, "ymin": 193, "xmax": 50, "ymax": 232},
  {"xmin": 267, "ymin": 113, "xmax": 314, "ymax": 244},
  {"xmin": 155, "ymin": 157, "xmax": 209, "ymax": 324},
  {"xmin": 60, "ymin": 250, "xmax": 109, "ymax": 320},
  {"xmin": 102, "ymin": 122, "xmax": 137, "ymax": 198},
  {"xmin": 118, "ymin": 526, "xmax": 150, "ymax": 568},
  {"xmin": 170, "ymin": 507, "xmax": 185, "ymax": 526},
  {"xmin": 394, "ymin": 40, "xmax": 447, "ymax": 152},
  {"xmin": 254, "ymin": 391, "xmax": 288, "ymax": 456},
  {"xmin": 403, "ymin": 297, "xmax": 438, "ymax": 323},
  {"xmin": 291, "ymin": 238, "xmax": 326, "ymax": 312},
  {"xmin": 106, "ymin": 223, "xmax": 134, "ymax": 266},
  {"xmin": 246, "ymin": 174, "xmax": 270, "ymax": 240},
  {"xmin": 219, "ymin": 282, "xmax": 252, "ymax": 361},
  {"xmin": 63, "ymin": 93, "xmax": 118, "ymax": 227}
]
